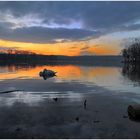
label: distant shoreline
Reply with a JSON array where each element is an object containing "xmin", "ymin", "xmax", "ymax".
[{"xmin": 0, "ymin": 54, "xmax": 123, "ymax": 67}]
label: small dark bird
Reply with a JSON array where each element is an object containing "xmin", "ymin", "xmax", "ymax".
[
  {"xmin": 53, "ymin": 98, "xmax": 58, "ymax": 102},
  {"xmin": 93, "ymin": 120, "xmax": 100, "ymax": 123},
  {"xmin": 75, "ymin": 117, "xmax": 79, "ymax": 121},
  {"xmin": 84, "ymin": 99, "xmax": 87, "ymax": 109},
  {"xmin": 15, "ymin": 127, "xmax": 21, "ymax": 132}
]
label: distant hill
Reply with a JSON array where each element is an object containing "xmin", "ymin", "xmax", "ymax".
[{"xmin": 0, "ymin": 53, "xmax": 123, "ymax": 66}]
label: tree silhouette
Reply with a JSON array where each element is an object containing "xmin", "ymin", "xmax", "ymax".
[{"xmin": 122, "ymin": 38, "xmax": 140, "ymax": 63}]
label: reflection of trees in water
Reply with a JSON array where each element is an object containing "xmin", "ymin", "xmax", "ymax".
[
  {"xmin": 14, "ymin": 65, "xmax": 36, "ymax": 71},
  {"xmin": 122, "ymin": 64, "xmax": 140, "ymax": 84},
  {"xmin": 0, "ymin": 64, "xmax": 37, "ymax": 73}
]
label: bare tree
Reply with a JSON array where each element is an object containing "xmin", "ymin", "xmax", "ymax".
[{"xmin": 122, "ymin": 38, "xmax": 140, "ymax": 63}]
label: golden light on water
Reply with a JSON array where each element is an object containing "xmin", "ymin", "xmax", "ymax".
[{"xmin": 0, "ymin": 65, "xmax": 119, "ymax": 81}]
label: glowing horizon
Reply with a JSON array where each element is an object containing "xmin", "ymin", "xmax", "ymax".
[{"xmin": 0, "ymin": 38, "xmax": 121, "ymax": 56}]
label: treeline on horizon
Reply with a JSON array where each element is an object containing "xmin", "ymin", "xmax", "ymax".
[{"xmin": 0, "ymin": 53, "xmax": 122, "ymax": 66}]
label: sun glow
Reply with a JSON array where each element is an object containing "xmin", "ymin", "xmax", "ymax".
[
  {"xmin": 88, "ymin": 44, "xmax": 120, "ymax": 55},
  {"xmin": 0, "ymin": 38, "xmax": 120, "ymax": 56}
]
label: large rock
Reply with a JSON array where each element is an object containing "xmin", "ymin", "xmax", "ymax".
[{"xmin": 128, "ymin": 105, "xmax": 140, "ymax": 119}]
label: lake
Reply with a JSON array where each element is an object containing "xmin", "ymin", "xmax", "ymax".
[{"xmin": 0, "ymin": 64, "xmax": 140, "ymax": 138}]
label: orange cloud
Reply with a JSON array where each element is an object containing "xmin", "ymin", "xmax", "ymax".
[
  {"xmin": 88, "ymin": 44, "xmax": 120, "ymax": 55},
  {"xmin": 0, "ymin": 38, "xmax": 121, "ymax": 56}
]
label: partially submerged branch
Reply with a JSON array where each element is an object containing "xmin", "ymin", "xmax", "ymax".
[{"xmin": 0, "ymin": 90, "xmax": 22, "ymax": 94}]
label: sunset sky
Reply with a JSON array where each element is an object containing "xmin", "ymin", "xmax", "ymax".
[{"xmin": 1, "ymin": 1, "xmax": 140, "ymax": 56}]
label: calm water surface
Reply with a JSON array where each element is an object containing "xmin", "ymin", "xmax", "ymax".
[{"xmin": 0, "ymin": 64, "xmax": 140, "ymax": 105}]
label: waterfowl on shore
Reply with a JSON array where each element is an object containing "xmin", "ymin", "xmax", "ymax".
[
  {"xmin": 84, "ymin": 100, "xmax": 87, "ymax": 106},
  {"xmin": 75, "ymin": 117, "xmax": 79, "ymax": 121},
  {"xmin": 84, "ymin": 99, "xmax": 87, "ymax": 109},
  {"xmin": 93, "ymin": 120, "xmax": 100, "ymax": 123},
  {"xmin": 53, "ymin": 98, "xmax": 58, "ymax": 102}
]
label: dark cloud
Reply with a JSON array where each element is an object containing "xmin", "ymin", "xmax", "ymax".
[
  {"xmin": 1, "ymin": 2, "xmax": 140, "ymax": 29},
  {"xmin": 0, "ymin": 1, "xmax": 140, "ymax": 43},
  {"xmin": 0, "ymin": 26, "xmax": 98, "ymax": 43},
  {"xmin": 70, "ymin": 46, "xmax": 77, "ymax": 49},
  {"xmin": 116, "ymin": 24, "xmax": 140, "ymax": 32},
  {"xmin": 80, "ymin": 46, "xmax": 90, "ymax": 51},
  {"xmin": 80, "ymin": 46, "xmax": 91, "ymax": 55}
]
